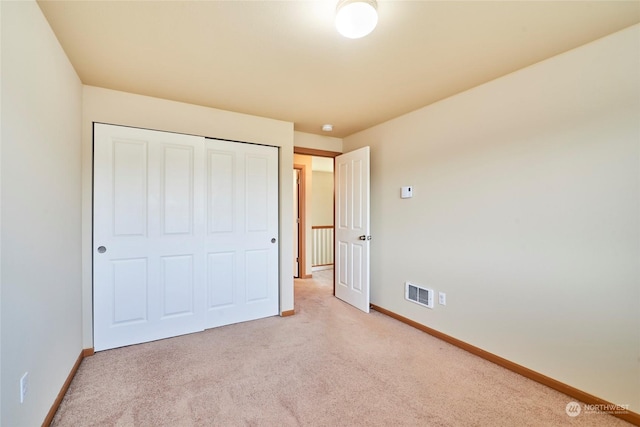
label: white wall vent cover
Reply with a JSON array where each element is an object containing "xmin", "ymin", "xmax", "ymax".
[{"xmin": 405, "ymin": 282, "xmax": 434, "ymax": 309}]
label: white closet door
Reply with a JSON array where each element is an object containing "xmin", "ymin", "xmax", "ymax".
[
  {"xmin": 205, "ymin": 139, "xmax": 279, "ymax": 328},
  {"xmin": 93, "ymin": 124, "xmax": 206, "ymax": 351}
]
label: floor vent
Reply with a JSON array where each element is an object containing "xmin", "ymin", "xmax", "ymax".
[{"xmin": 405, "ymin": 282, "xmax": 434, "ymax": 309}]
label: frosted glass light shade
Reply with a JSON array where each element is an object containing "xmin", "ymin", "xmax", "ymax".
[{"xmin": 335, "ymin": 0, "xmax": 378, "ymax": 39}]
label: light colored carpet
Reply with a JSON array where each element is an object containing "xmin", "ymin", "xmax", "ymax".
[{"xmin": 52, "ymin": 270, "xmax": 629, "ymax": 426}]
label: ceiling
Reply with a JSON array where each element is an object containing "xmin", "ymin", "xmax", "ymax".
[{"xmin": 37, "ymin": 1, "xmax": 640, "ymax": 138}]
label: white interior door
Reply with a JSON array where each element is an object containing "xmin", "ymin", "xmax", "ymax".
[
  {"xmin": 293, "ymin": 169, "xmax": 299, "ymax": 278},
  {"xmin": 93, "ymin": 124, "xmax": 206, "ymax": 351},
  {"xmin": 204, "ymin": 139, "xmax": 279, "ymax": 329},
  {"xmin": 94, "ymin": 124, "xmax": 279, "ymax": 351},
  {"xmin": 335, "ymin": 146, "xmax": 370, "ymax": 313}
]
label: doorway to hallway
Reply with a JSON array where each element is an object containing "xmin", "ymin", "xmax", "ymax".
[{"xmin": 293, "ymin": 150, "xmax": 336, "ymax": 280}]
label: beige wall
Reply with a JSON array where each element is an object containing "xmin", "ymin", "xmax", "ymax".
[
  {"xmin": 344, "ymin": 24, "xmax": 640, "ymax": 411},
  {"xmin": 1, "ymin": 2, "xmax": 83, "ymax": 425},
  {"xmin": 82, "ymin": 86, "xmax": 295, "ymax": 347},
  {"xmin": 294, "ymin": 154, "xmax": 313, "ymax": 276},
  {"xmin": 294, "ymin": 131, "xmax": 343, "ymax": 153},
  {"xmin": 312, "ymin": 171, "xmax": 334, "ymax": 226}
]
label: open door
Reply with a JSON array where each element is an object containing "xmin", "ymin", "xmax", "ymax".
[
  {"xmin": 334, "ymin": 146, "xmax": 370, "ymax": 313},
  {"xmin": 293, "ymin": 169, "xmax": 300, "ymax": 278}
]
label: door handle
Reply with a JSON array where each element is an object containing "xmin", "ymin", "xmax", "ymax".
[
  {"xmin": 97, "ymin": 246, "xmax": 107, "ymax": 253},
  {"xmin": 358, "ymin": 235, "xmax": 372, "ymax": 241},
  {"xmin": 271, "ymin": 238, "xmax": 277, "ymax": 244}
]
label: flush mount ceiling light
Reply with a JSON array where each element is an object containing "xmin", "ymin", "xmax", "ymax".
[
  {"xmin": 322, "ymin": 124, "xmax": 334, "ymax": 132},
  {"xmin": 335, "ymin": 0, "xmax": 378, "ymax": 39}
]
